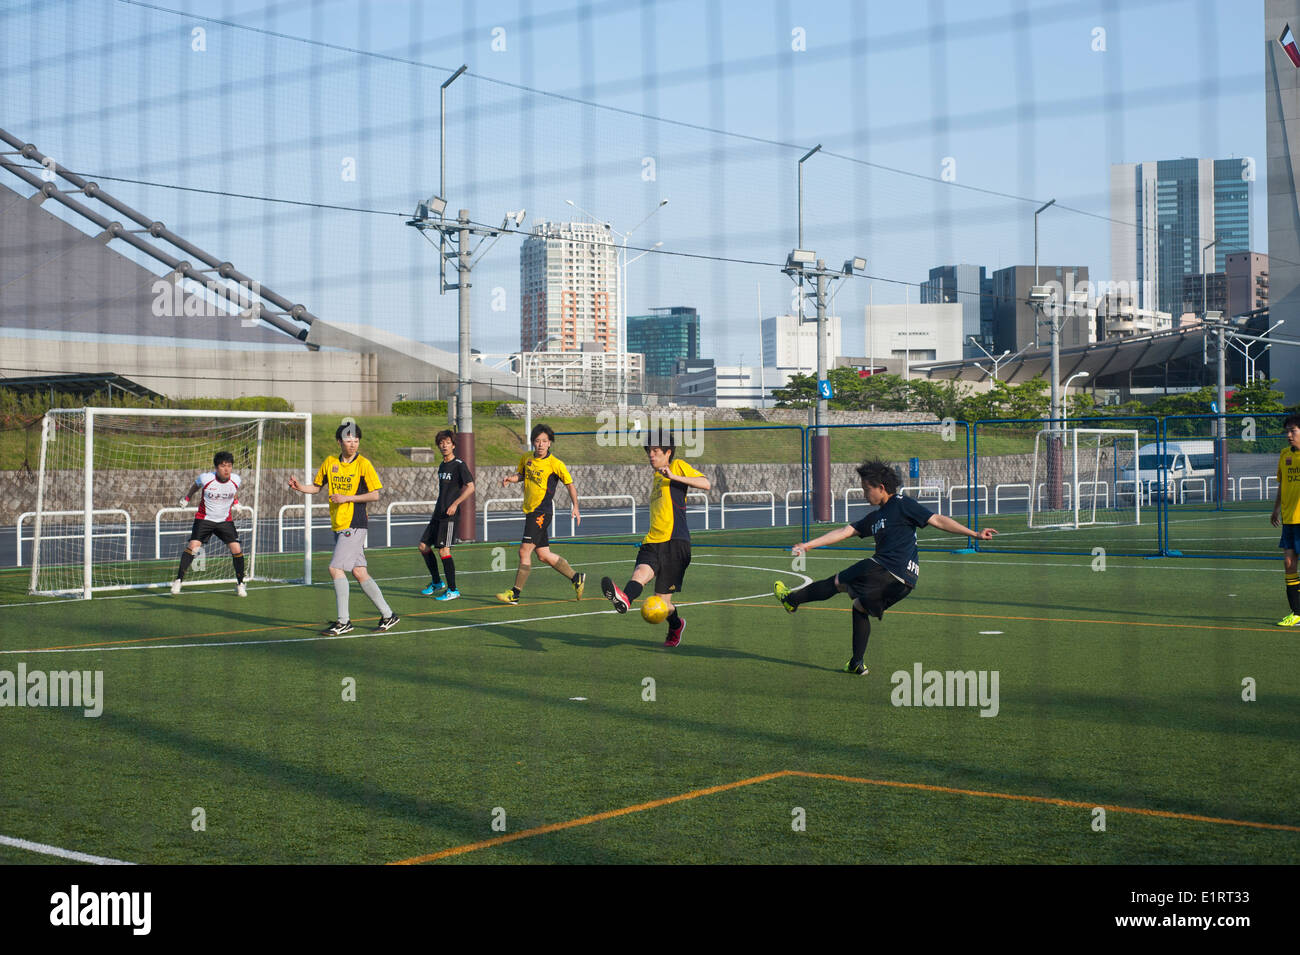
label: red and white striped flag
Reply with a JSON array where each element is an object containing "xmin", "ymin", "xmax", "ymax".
[{"xmin": 1280, "ymin": 24, "xmax": 1300, "ymax": 68}]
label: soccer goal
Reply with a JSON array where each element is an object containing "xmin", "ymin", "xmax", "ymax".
[
  {"xmin": 28, "ymin": 408, "xmax": 313, "ymax": 598},
  {"xmin": 1028, "ymin": 428, "xmax": 1140, "ymax": 529}
]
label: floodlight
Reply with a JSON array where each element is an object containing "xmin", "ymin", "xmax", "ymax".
[
  {"xmin": 787, "ymin": 249, "xmax": 815, "ymax": 269},
  {"xmin": 842, "ymin": 256, "xmax": 867, "ymax": 274},
  {"xmin": 1029, "ymin": 285, "xmax": 1053, "ymax": 303}
]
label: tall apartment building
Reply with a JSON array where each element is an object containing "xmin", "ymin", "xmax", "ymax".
[
  {"xmin": 1110, "ymin": 158, "xmax": 1252, "ymax": 316},
  {"xmin": 520, "ymin": 220, "xmax": 619, "ymax": 353},
  {"xmin": 920, "ymin": 264, "xmax": 994, "ymax": 354}
]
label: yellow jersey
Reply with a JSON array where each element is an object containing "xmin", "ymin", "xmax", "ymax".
[
  {"xmin": 1279, "ymin": 445, "xmax": 1300, "ymax": 524},
  {"xmin": 517, "ymin": 452, "xmax": 573, "ymax": 513},
  {"xmin": 314, "ymin": 454, "xmax": 383, "ymax": 531},
  {"xmin": 643, "ymin": 458, "xmax": 703, "ymax": 544}
]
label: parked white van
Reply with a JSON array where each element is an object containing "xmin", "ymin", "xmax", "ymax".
[{"xmin": 1118, "ymin": 441, "xmax": 1218, "ymax": 503}]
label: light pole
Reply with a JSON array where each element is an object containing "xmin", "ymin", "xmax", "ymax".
[
  {"xmin": 1063, "ymin": 371, "xmax": 1090, "ymax": 420},
  {"xmin": 1033, "ymin": 198, "xmax": 1056, "ymax": 290},
  {"xmin": 783, "ymin": 252, "xmax": 865, "ymax": 524},
  {"xmin": 408, "ymin": 201, "xmax": 522, "ymax": 542},
  {"xmin": 565, "ymin": 198, "xmax": 668, "ymax": 403},
  {"xmin": 523, "ymin": 334, "xmax": 561, "ymax": 447},
  {"xmin": 1202, "ymin": 238, "xmax": 1218, "ymax": 319}
]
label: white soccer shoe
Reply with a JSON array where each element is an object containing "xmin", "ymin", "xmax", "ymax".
[
  {"xmin": 170, "ymin": 579, "xmax": 182, "ymax": 596},
  {"xmin": 236, "ymin": 582, "xmax": 247, "ymax": 597}
]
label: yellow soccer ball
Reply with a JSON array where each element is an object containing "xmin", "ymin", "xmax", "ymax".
[{"xmin": 640, "ymin": 594, "xmax": 671, "ymax": 624}]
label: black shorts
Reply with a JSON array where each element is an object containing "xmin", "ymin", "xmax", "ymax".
[
  {"xmin": 189, "ymin": 518, "xmax": 240, "ymax": 547},
  {"xmin": 635, "ymin": 539, "xmax": 692, "ymax": 594},
  {"xmin": 521, "ymin": 508, "xmax": 553, "ymax": 547},
  {"xmin": 420, "ymin": 517, "xmax": 456, "ymax": 550},
  {"xmin": 837, "ymin": 559, "xmax": 913, "ymax": 618}
]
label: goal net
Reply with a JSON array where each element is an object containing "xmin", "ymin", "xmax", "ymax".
[
  {"xmin": 1029, "ymin": 428, "xmax": 1140, "ymax": 529},
  {"xmin": 28, "ymin": 408, "xmax": 313, "ymax": 598}
]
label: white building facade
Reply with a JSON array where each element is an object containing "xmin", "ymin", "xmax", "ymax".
[{"xmin": 520, "ymin": 221, "xmax": 619, "ymax": 354}]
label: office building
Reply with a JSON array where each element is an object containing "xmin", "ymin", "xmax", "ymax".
[
  {"xmin": 989, "ymin": 265, "xmax": 1093, "ymax": 354},
  {"xmin": 921, "ymin": 264, "xmax": 994, "ymax": 355},
  {"xmin": 1110, "ymin": 158, "xmax": 1252, "ymax": 316},
  {"xmin": 1267, "ymin": 3, "xmax": 1300, "ymax": 402},
  {"xmin": 760, "ymin": 313, "xmax": 842, "ymax": 373},
  {"xmin": 627, "ymin": 306, "xmax": 700, "ymax": 386},
  {"xmin": 863, "ymin": 303, "xmax": 964, "ymax": 369}
]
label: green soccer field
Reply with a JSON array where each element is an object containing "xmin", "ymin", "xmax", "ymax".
[{"xmin": 1, "ymin": 536, "xmax": 1297, "ymax": 865}]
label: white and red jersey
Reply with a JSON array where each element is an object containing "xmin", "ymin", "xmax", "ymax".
[{"xmin": 193, "ymin": 471, "xmax": 241, "ymax": 521}]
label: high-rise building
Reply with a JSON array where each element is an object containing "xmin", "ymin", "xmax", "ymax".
[
  {"xmin": 1267, "ymin": 3, "xmax": 1300, "ymax": 402},
  {"xmin": 627, "ymin": 306, "xmax": 700, "ymax": 379},
  {"xmin": 520, "ymin": 220, "xmax": 618, "ymax": 353},
  {"xmin": 1110, "ymin": 158, "xmax": 1252, "ymax": 316},
  {"xmin": 920, "ymin": 264, "xmax": 994, "ymax": 355},
  {"xmin": 760, "ymin": 313, "xmax": 842, "ymax": 373},
  {"xmin": 989, "ymin": 265, "xmax": 1092, "ymax": 354},
  {"xmin": 1225, "ymin": 251, "xmax": 1269, "ymax": 318}
]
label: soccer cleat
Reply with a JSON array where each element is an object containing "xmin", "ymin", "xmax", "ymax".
[
  {"xmin": 321, "ymin": 620, "xmax": 354, "ymax": 636},
  {"xmin": 375, "ymin": 614, "xmax": 401, "ymax": 632},
  {"xmin": 843, "ymin": 660, "xmax": 869, "ymax": 676},
  {"xmin": 601, "ymin": 577, "xmax": 630, "ymax": 613},
  {"xmin": 664, "ymin": 617, "xmax": 684, "ymax": 648},
  {"xmin": 170, "ymin": 578, "xmax": 182, "ymax": 596},
  {"xmin": 496, "ymin": 590, "xmax": 519, "ymax": 605},
  {"xmin": 572, "ymin": 572, "xmax": 586, "ymax": 600},
  {"xmin": 1277, "ymin": 612, "xmax": 1300, "ymax": 628},
  {"xmin": 434, "ymin": 589, "xmax": 460, "ymax": 602},
  {"xmin": 421, "ymin": 581, "xmax": 446, "ymax": 597},
  {"xmin": 774, "ymin": 581, "xmax": 796, "ymax": 613},
  {"xmin": 236, "ymin": 582, "xmax": 247, "ymax": 597}
]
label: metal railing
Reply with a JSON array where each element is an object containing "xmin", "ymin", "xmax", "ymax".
[
  {"xmin": 385, "ymin": 500, "xmax": 439, "ymax": 547},
  {"xmin": 155, "ymin": 504, "xmax": 253, "ymax": 558},
  {"xmin": 17, "ymin": 509, "xmax": 132, "ymax": 566},
  {"xmin": 278, "ymin": 503, "xmax": 332, "ymax": 551},
  {"xmin": 720, "ymin": 491, "xmax": 776, "ymax": 529}
]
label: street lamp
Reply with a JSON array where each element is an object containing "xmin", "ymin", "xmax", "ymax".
[
  {"xmin": 967, "ymin": 336, "xmax": 1010, "ymax": 381},
  {"xmin": 1033, "ymin": 198, "xmax": 1056, "ymax": 289},
  {"xmin": 565, "ymin": 197, "xmax": 669, "ymax": 403},
  {"xmin": 522, "ymin": 333, "xmax": 561, "ymax": 445},
  {"xmin": 1202, "ymin": 239, "xmax": 1218, "ymax": 317},
  {"xmin": 1063, "ymin": 371, "xmax": 1090, "ymax": 420}
]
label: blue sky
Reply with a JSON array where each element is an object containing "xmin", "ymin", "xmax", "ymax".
[{"xmin": 0, "ymin": 0, "xmax": 1267, "ymax": 365}]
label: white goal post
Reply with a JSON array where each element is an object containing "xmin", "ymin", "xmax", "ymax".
[
  {"xmin": 1028, "ymin": 427, "xmax": 1140, "ymax": 529},
  {"xmin": 29, "ymin": 408, "xmax": 313, "ymax": 598}
]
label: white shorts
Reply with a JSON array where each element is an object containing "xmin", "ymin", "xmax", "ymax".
[{"xmin": 330, "ymin": 528, "xmax": 368, "ymax": 571}]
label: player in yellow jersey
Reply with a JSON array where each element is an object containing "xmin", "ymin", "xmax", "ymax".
[
  {"xmin": 496, "ymin": 424, "xmax": 585, "ymax": 604},
  {"xmin": 1270, "ymin": 414, "xmax": 1300, "ymax": 627},
  {"xmin": 288, "ymin": 420, "xmax": 399, "ymax": 635},
  {"xmin": 601, "ymin": 431, "xmax": 711, "ymax": 647}
]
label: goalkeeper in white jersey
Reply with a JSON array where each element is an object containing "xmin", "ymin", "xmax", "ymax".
[{"xmin": 171, "ymin": 450, "xmax": 247, "ymax": 596}]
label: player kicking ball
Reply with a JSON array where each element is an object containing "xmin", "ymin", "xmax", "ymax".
[
  {"xmin": 496, "ymin": 424, "xmax": 585, "ymax": 604},
  {"xmin": 171, "ymin": 450, "xmax": 247, "ymax": 596},
  {"xmin": 288, "ymin": 420, "xmax": 399, "ymax": 635},
  {"xmin": 418, "ymin": 429, "xmax": 475, "ymax": 601},
  {"xmin": 601, "ymin": 432, "xmax": 711, "ymax": 647},
  {"xmin": 1270, "ymin": 413, "xmax": 1300, "ymax": 627},
  {"xmin": 774, "ymin": 459, "xmax": 995, "ymax": 674}
]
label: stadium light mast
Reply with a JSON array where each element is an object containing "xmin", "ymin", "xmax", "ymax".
[
  {"xmin": 783, "ymin": 252, "xmax": 865, "ymax": 524},
  {"xmin": 408, "ymin": 201, "xmax": 525, "ymax": 541}
]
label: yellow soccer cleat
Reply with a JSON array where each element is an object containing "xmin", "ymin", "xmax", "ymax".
[
  {"xmin": 774, "ymin": 581, "xmax": 796, "ymax": 614},
  {"xmin": 496, "ymin": 589, "xmax": 520, "ymax": 605},
  {"xmin": 1277, "ymin": 612, "xmax": 1300, "ymax": 628}
]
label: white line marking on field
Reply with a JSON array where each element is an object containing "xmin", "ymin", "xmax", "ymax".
[
  {"xmin": 1, "ymin": 563, "xmax": 812, "ymax": 655},
  {"xmin": 0, "ymin": 833, "xmax": 135, "ymax": 865}
]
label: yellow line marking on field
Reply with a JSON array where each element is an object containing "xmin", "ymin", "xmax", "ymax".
[
  {"xmin": 388, "ymin": 771, "xmax": 791, "ymax": 864},
  {"xmin": 390, "ymin": 768, "xmax": 1300, "ymax": 863}
]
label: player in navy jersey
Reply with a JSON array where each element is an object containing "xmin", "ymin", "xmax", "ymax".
[
  {"xmin": 171, "ymin": 450, "xmax": 247, "ymax": 596},
  {"xmin": 774, "ymin": 459, "xmax": 996, "ymax": 675},
  {"xmin": 418, "ymin": 430, "xmax": 475, "ymax": 601}
]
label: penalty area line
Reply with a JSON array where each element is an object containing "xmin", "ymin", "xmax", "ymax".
[
  {"xmin": 0, "ymin": 833, "xmax": 135, "ymax": 865},
  {"xmin": 389, "ymin": 769, "xmax": 1300, "ymax": 863}
]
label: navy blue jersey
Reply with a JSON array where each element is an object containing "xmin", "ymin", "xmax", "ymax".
[
  {"xmin": 433, "ymin": 458, "xmax": 474, "ymax": 519},
  {"xmin": 849, "ymin": 493, "xmax": 934, "ymax": 587}
]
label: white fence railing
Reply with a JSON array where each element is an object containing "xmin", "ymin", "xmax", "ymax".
[
  {"xmin": 687, "ymin": 491, "xmax": 710, "ymax": 530},
  {"xmin": 720, "ymin": 491, "xmax": 775, "ymax": 529},
  {"xmin": 278, "ymin": 503, "xmax": 332, "ymax": 552},
  {"xmin": 901, "ymin": 485, "xmax": 943, "ymax": 513},
  {"xmin": 1236, "ymin": 476, "xmax": 1263, "ymax": 501},
  {"xmin": 993, "ymin": 483, "xmax": 1030, "ymax": 514},
  {"xmin": 386, "ymin": 500, "xmax": 439, "ymax": 547},
  {"xmin": 1179, "ymin": 477, "xmax": 1208, "ymax": 504},
  {"xmin": 483, "ymin": 497, "xmax": 525, "ymax": 539},
  {"xmin": 17, "ymin": 509, "xmax": 132, "ymax": 567},
  {"xmin": 948, "ymin": 484, "xmax": 988, "ymax": 516},
  {"xmin": 566, "ymin": 495, "xmax": 637, "ymax": 536},
  {"xmin": 783, "ymin": 489, "xmax": 806, "ymax": 526},
  {"xmin": 156, "ymin": 504, "xmax": 254, "ymax": 558}
]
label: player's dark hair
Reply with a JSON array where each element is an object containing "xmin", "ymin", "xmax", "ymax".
[
  {"xmin": 335, "ymin": 421, "xmax": 362, "ymax": 443},
  {"xmin": 213, "ymin": 451, "xmax": 234, "ymax": 467},
  {"xmin": 530, "ymin": 423, "xmax": 555, "ymax": 444},
  {"xmin": 1285, "ymin": 413, "xmax": 1300, "ymax": 431},
  {"xmin": 856, "ymin": 459, "xmax": 901, "ymax": 495},
  {"xmin": 434, "ymin": 429, "xmax": 456, "ymax": 447},
  {"xmin": 643, "ymin": 430, "xmax": 675, "ymax": 458}
]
